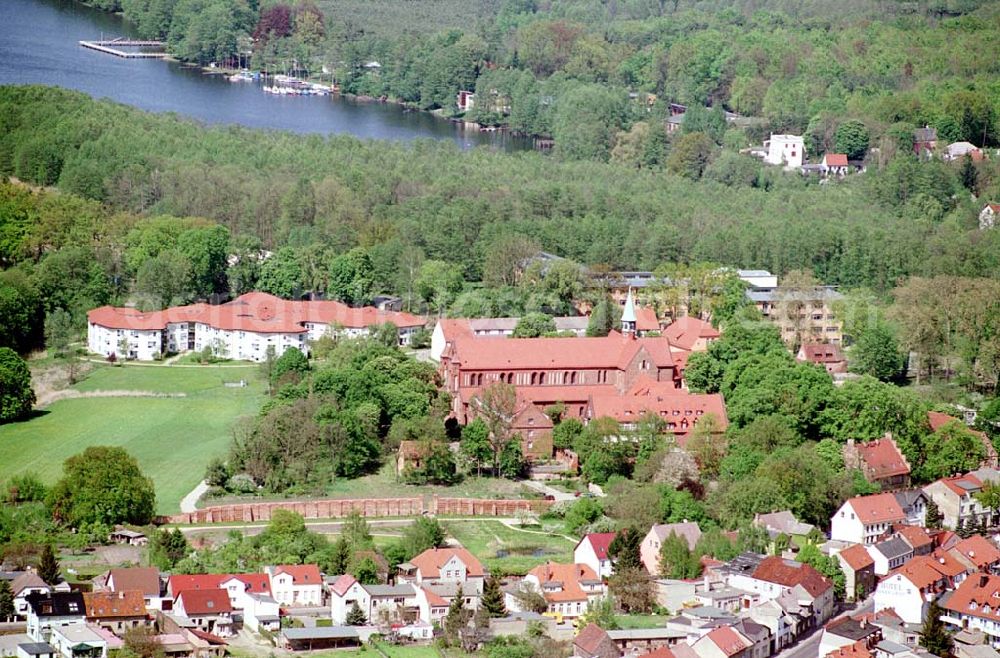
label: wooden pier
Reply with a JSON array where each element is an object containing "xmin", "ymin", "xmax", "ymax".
[{"xmin": 79, "ymin": 38, "xmax": 168, "ymax": 59}]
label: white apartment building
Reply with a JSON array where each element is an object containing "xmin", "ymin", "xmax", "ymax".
[{"xmin": 87, "ymin": 292, "xmax": 426, "ymax": 362}]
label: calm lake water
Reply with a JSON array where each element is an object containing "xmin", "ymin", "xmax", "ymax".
[{"xmin": 0, "ymin": 0, "xmax": 532, "ymax": 151}]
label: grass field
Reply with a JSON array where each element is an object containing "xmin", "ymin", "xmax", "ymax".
[
  {"xmin": 614, "ymin": 615, "xmax": 671, "ymax": 629},
  {"xmin": 442, "ymin": 520, "xmax": 576, "ymax": 575},
  {"xmin": 0, "ymin": 363, "xmax": 264, "ymax": 515}
]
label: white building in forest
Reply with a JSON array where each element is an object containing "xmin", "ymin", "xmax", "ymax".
[
  {"xmin": 764, "ymin": 134, "xmax": 805, "ymax": 169},
  {"xmin": 87, "ymin": 292, "xmax": 426, "ymax": 362}
]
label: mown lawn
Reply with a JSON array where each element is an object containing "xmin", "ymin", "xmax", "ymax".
[
  {"xmin": 374, "ymin": 642, "xmax": 442, "ymax": 658},
  {"xmin": 442, "ymin": 520, "xmax": 576, "ymax": 575},
  {"xmin": 614, "ymin": 615, "xmax": 671, "ymax": 629},
  {"xmin": 0, "ymin": 364, "xmax": 264, "ymax": 515}
]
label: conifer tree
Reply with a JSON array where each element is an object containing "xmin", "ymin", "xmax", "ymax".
[
  {"xmin": 920, "ymin": 601, "xmax": 953, "ymax": 657},
  {"xmin": 925, "ymin": 500, "xmax": 942, "ymax": 529},
  {"xmin": 0, "ymin": 580, "xmax": 14, "ymax": 621},
  {"xmin": 345, "ymin": 601, "xmax": 367, "ymax": 625},
  {"xmin": 444, "ymin": 592, "xmax": 470, "ymax": 641},
  {"xmin": 481, "ymin": 575, "xmax": 507, "ymax": 618},
  {"xmin": 37, "ymin": 544, "xmax": 60, "ymax": 586}
]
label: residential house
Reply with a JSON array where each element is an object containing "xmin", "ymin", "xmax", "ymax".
[
  {"xmin": 836, "ymin": 544, "xmax": 877, "ymax": 601},
  {"xmin": 575, "ymin": 533, "xmax": 617, "ymax": 580},
  {"xmin": 820, "ymin": 154, "xmax": 851, "ymax": 177},
  {"xmin": 11, "ymin": 573, "xmax": 50, "ymax": 617},
  {"xmin": 746, "ymin": 286, "xmax": 843, "ymax": 346},
  {"xmin": 980, "ymin": 204, "xmax": 1000, "ymax": 231},
  {"xmin": 82, "ymin": 591, "xmax": 147, "ymax": 633},
  {"xmin": 691, "ymin": 625, "xmax": 761, "ymax": 658},
  {"xmin": 218, "ymin": 573, "xmax": 272, "ymax": 610},
  {"xmin": 641, "ymin": 523, "xmax": 703, "ymax": 575},
  {"xmin": 329, "ymin": 575, "xmax": 419, "ymax": 625},
  {"xmin": 948, "ymin": 535, "xmax": 1000, "ymax": 574},
  {"xmin": 819, "ymin": 616, "xmax": 883, "ymax": 657},
  {"xmin": 513, "ymin": 562, "xmax": 606, "ymax": 619},
  {"xmin": 940, "ymin": 574, "xmax": 1000, "ymax": 644},
  {"xmin": 265, "ymin": 565, "xmax": 323, "ymax": 606},
  {"xmin": 11, "ymin": 642, "xmax": 57, "ymax": 658},
  {"xmin": 456, "ymin": 90, "xmax": 475, "ymax": 112},
  {"xmin": 825, "ymin": 640, "xmax": 876, "ymax": 658},
  {"xmin": 25, "ymin": 593, "xmax": 86, "ymax": 643},
  {"xmin": 172, "ymin": 590, "xmax": 232, "ymax": 638},
  {"xmin": 797, "ymin": 343, "xmax": 848, "ymax": 374},
  {"xmin": 606, "ymin": 628, "xmax": 691, "ymax": 655},
  {"xmin": 874, "ymin": 556, "xmax": 953, "ymax": 624},
  {"xmin": 397, "ymin": 547, "xmax": 486, "ymax": 589},
  {"xmin": 831, "ymin": 494, "xmax": 908, "ymax": 545},
  {"xmin": 924, "ymin": 473, "xmax": 996, "ymax": 531},
  {"xmin": 893, "ymin": 526, "xmax": 934, "ymax": 557},
  {"xmin": 396, "ymin": 441, "xmax": 429, "ymax": 477},
  {"xmin": 744, "ymin": 597, "xmax": 801, "ymax": 651},
  {"xmin": 763, "ymin": 135, "xmax": 805, "ymax": 169},
  {"xmin": 867, "ymin": 536, "xmax": 914, "ymax": 576},
  {"xmin": 726, "ymin": 556, "xmax": 835, "ymax": 624},
  {"xmin": 574, "ymin": 623, "xmax": 622, "ymax": 658},
  {"xmin": 661, "ymin": 317, "xmax": 720, "ymax": 352},
  {"xmin": 944, "ymin": 142, "xmax": 983, "ymax": 162},
  {"xmin": 752, "ymin": 511, "xmax": 815, "ymax": 539},
  {"xmin": 49, "ymin": 624, "xmax": 107, "ymax": 658},
  {"xmin": 913, "ymin": 127, "xmax": 937, "ymax": 157},
  {"xmin": 107, "ymin": 529, "xmax": 147, "ymax": 547},
  {"xmin": 870, "ymin": 609, "xmax": 921, "ymax": 648},
  {"xmin": 88, "ymin": 291, "xmax": 426, "ymax": 362},
  {"xmin": 166, "ymin": 575, "xmax": 226, "ymax": 599},
  {"xmin": 93, "ymin": 568, "xmax": 165, "ymax": 610},
  {"xmin": 844, "ymin": 438, "xmax": 912, "ymax": 491}
]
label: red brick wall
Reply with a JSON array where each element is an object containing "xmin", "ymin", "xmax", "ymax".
[{"xmin": 168, "ymin": 496, "xmax": 551, "ymax": 524}]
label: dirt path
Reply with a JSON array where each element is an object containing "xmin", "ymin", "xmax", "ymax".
[
  {"xmin": 37, "ymin": 389, "xmax": 187, "ymax": 408},
  {"xmin": 180, "ymin": 480, "xmax": 210, "ymax": 513}
]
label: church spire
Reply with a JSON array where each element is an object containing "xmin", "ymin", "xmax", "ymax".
[{"xmin": 621, "ymin": 288, "xmax": 637, "ymax": 336}]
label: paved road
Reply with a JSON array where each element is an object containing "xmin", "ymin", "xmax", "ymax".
[
  {"xmin": 179, "ymin": 480, "xmax": 210, "ymax": 513},
  {"xmin": 777, "ymin": 598, "xmax": 874, "ymax": 658},
  {"xmin": 521, "ymin": 479, "xmax": 577, "ymax": 501}
]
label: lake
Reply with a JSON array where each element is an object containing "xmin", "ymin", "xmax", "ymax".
[{"xmin": 0, "ymin": 0, "xmax": 532, "ymax": 151}]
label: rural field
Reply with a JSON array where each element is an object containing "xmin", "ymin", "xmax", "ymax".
[
  {"xmin": 0, "ymin": 363, "xmax": 264, "ymax": 515},
  {"xmin": 442, "ymin": 519, "xmax": 577, "ymax": 575}
]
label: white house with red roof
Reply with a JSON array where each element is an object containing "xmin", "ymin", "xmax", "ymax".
[
  {"xmin": 843, "ymin": 438, "xmax": 911, "ymax": 490},
  {"xmin": 264, "ymin": 565, "xmax": 323, "ymax": 606},
  {"xmin": 923, "ymin": 470, "xmax": 1000, "ymax": 531},
  {"xmin": 873, "ymin": 555, "xmax": 954, "ymax": 624},
  {"xmin": 980, "ymin": 203, "xmax": 1000, "ymax": 231},
  {"xmin": 397, "ymin": 547, "xmax": 486, "ymax": 588},
  {"xmin": 87, "ymin": 291, "xmax": 426, "ymax": 361},
  {"xmin": 575, "ymin": 533, "xmax": 617, "ymax": 580},
  {"xmin": 172, "ymin": 590, "xmax": 233, "ymax": 637},
  {"xmin": 510, "ymin": 562, "xmax": 606, "ymax": 619},
  {"xmin": 328, "ymin": 575, "xmax": 420, "ymax": 625},
  {"xmin": 690, "ymin": 625, "xmax": 755, "ymax": 658},
  {"xmin": 831, "ymin": 494, "xmax": 909, "ymax": 545},
  {"xmin": 834, "ymin": 544, "xmax": 876, "ymax": 601},
  {"xmin": 940, "ymin": 573, "xmax": 1000, "ymax": 643},
  {"xmin": 820, "ymin": 154, "xmax": 850, "ymax": 177}
]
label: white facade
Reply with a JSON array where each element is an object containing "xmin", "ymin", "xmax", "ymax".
[
  {"xmin": 87, "ymin": 325, "xmax": 162, "ymax": 361},
  {"xmin": 830, "ymin": 499, "xmax": 904, "ymax": 545},
  {"xmin": 573, "ymin": 539, "xmax": 613, "ymax": 580},
  {"xmin": 49, "ymin": 625, "xmax": 107, "ymax": 658},
  {"xmin": 266, "ymin": 569, "xmax": 323, "ymax": 607},
  {"xmin": 764, "ymin": 135, "xmax": 805, "ymax": 169},
  {"xmin": 873, "ymin": 573, "xmax": 931, "ymax": 625},
  {"xmin": 331, "ymin": 581, "xmax": 419, "ymax": 625},
  {"xmin": 242, "ymin": 594, "xmax": 281, "ymax": 633}
]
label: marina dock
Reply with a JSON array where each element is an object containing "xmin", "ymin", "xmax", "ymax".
[{"xmin": 79, "ymin": 38, "xmax": 167, "ymax": 58}]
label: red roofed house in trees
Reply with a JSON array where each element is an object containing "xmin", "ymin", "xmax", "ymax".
[
  {"xmin": 796, "ymin": 343, "xmax": 848, "ymax": 374},
  {"xmin": 514, "ymin": 562, "xmax": 606, "ymax": 619},
  {"xmin": 662, "ymin": 316, "xmax": 720, "ymax": 352},
  {"xmin": 87, "ymin": 291, "xmax": 426, "ymax": 361},
  {"xmin": 172, "ymin": 590, "xmax": 233, "ymax": 637},
  {"xmin": 831, "ymin": 493, "xmax": 908, "ymax": 545},
  {"xmin": 820, "ymin": 154, "xmax": 850, "ymax": 177},
  {"xmin": 574, "ymin": 532, "xmax": 617, "ymax": 579},
  {"xmin": 842, "ymin": 437, "xmax": 911, "ymax": 490},
  {"xmin": 397, "ymin": 547, "xmax": 486, "ymax": 587}
]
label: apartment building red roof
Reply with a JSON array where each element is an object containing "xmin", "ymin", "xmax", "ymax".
[
  {"xmin": 704, "ymin": 626, "xmax": 751, "ymax": 657},
  {"xmin": 444, "ymin": 332, "xmax": 680, "ymax": 371},
  {"xmin": 941, "ymin": 574, "xmax": 1000, "ymax": 623},
  {"xmin": 83, "ymin": 591, "xmax": 147, "ymax": 618},
  {"xmin": 410, "ymin": 547, "xmax": 485, "ymax": 579},
  {"xmin": 845, "ymin": 493, "xmax": 905, "ymax": 525},
  {"xmin": 838, "ymin": 544, "xmax": 874, "ymax": 571},
  {"xmin": 951, "ymin": 535, "xmax": 1000, "ymax": 570},
  {"xmin": 856, "ymin": 438, "xmax": 910, "ymax": 479},
  {"xmin": 105, "ymin": 567, "xmax": 161, "ymax": 598},
  {"xmin": 893, "ymin": 525, "xmax": 933, "ymax": 552},
  {"xmin": 752, "ymin": 556, "xmax": 831, "ymax": 597},
  {"xmin": 168, "ymin": 574, "xmax": 226, "ymax": 596},
  {"xmin": 175, "ymin": 589, "xmax": 232, "ymax": 616},
  {"xmin": 528, "ymin": 562, "xmax": 600, "ymax": 602},
  {"xmin": 273, "ymin": 564, "xmax": 322, "ymax": 585},
  {"xmin": 88, "ymin": 291, "xmax": 425, "ymax": 334},
  {"xmin": 577, "ymin": 533, "xmax": 617, "ymax": 561},
  {"xmin": 661, "ymin": 317, "xmax": 720, "ymax": 351}
]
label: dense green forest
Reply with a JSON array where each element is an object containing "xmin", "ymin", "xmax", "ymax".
[{"xmin": 80, "ymin": 0, "xmax": 1000, "ymax": 153}]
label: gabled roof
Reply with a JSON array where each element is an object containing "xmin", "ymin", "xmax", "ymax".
[
  {"xmin": 825, "ymin": 640, "xmax": 875, "ymax": 658},
  {"xmin": 330, "ymin": 575, "xmax": 357, "ymax": 597},
  {"xmin": 577, "ymin": 533, "xmax": 617, "ymax": 561},
  {"xmin": 222, "ymin": 573, "xmax": 271, "ymax": 594},
  {"xmin": 410, "ymin": 547, "xmax": 485, "ymax": 579},
  {"xmin": 576, "ymin": 623, "xmax": 616, "ymax": 656},
  {"xmin": 704, "ymin": 626, "xmax": 751, "ymax": 657},
  {"xmin": 799, "ymin": 343, "xmax": 845, "ymax": 364},
  {"xmin": 661, "ymin": 317, "xmax": 720, "ymax": 351},
  {"xmin": 872, "ymin": 536, "xmax": 913, "ymax": 561},
  {"xmin": 649, "ymin": 522, "xmax": 702, "ymax": 551},
  {"xmin": 274, "ymin": 564, "xmax": 322, "ymax": 585},
  {"xmin": 941, "ymin": 574, "xmax": 1000, "ymax": 623},
  {"xmin": 168, "ymin": 574, "xmax": 226, "ymax": 595},
  {"xmin": 823, "ymin": 154, "xmax": 849, "ymax": 167},
  {"xmin": 446, "ymin": 333, "xmax": 679, "ymax": 371},
  {"xmin": 84, "ymin": 590, "xmax": 146, "ymax": 618},
  {"xmin": 952, "ymin": 535, "xmax": 1000, "ymax": 569},
  {"xmin": 934, "ymin": 473, "xmax": 984, "ymax": 498},
  {"xmin": 844, "ymin": 493, "xmax": 905, "ymax": 525},
  {"xmin": 636, "ymin": 307, "xmax": 660, "ymax": 333},
  {"xmin": 420, "ymin": 586, "xmax": 447, "ymax": 607},
  {"xmin": 856, "ymin": 438, "xmax": 910, "ymax": 480},
  {"xmin": 106, "ymin": 567, "xmax": 161, "ymax": 598},
  {"xmin": 589, "ymin": 390, "xmax": 727, "ymax": 434},
  {"xmin": 753, "ymin": 510, "xmax": 814, "ymax": 537},
  {"xmin": 527, "ymin": 562, "xmax": 600, "ymax": 602},
  {"xmin": 11, "ymin": 572, "xmax": 48, "ymax": 597},
  {"xmin": 893, "ymin": 525, "xmax": 933, "ymax": 551},
  {"xmin": 176, "ymin": 589, "xmax": 232, "ymax": 616},
  {"xmin": 888, "ymin": 555, "xmax": 951, "ymax": 589},
  {"xmin": 751, "ymin": 556, "xmax": 831, "ymax": 598},
  {"xmin": 25, "ymin": 592, "xmax": 85, "ymax": 617},
  {"xmin": 838, "ymin": 544, "xmax": 874, "ymax": 571}
]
